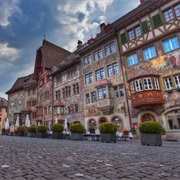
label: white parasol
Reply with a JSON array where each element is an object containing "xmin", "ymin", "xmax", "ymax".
[
  {"xmin": 5, "ymin": 118, "xmax": 10, "ymax": 130},
  {"xmin": 25, "ymin": 114, "xmax": 31, "ymax": 128},
  {"xmin": 15, "ymin": 116, "xmax": 19, "ymax": 128}
]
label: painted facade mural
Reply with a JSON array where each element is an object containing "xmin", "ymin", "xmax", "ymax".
[{"xmin": 125, "ymin": 49, "xmax": 180, "ymax": 81}]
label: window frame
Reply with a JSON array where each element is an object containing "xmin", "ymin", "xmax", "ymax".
[
  {"xmin": 162, "ymin": 36, "xmax": 179, "ymax": 53},
  {"xmin": 107, "ymin": 62, "xmax": 118, "ymax": 77},
  {"xmin": 105, "ymin": 42, "xmax": 115, "ymax": 56},
  {"xmin": 95, "ymin": 68, "xmax": 105, "ymax": 81},
  {"xmin": 127, "ymin": 53, "xmax": 139, "ymax": 66},
  {"xmin": 143, "ymin": 45, "xmax": 157, "ymax": 61},
  {"xmin": 164, "ymin": 77, "xmax": 173, "ymax": 90}
]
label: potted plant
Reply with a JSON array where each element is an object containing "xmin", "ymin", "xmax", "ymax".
[
  {"xmin": 27, "ymin": 125, "xmax": 37, "ymax": 138},
  {"xmin": 99, "ymin": 122, "xmax": 118, "ymax": 143},
  {"xmin": 52, "ymin": 123, "xmax": 64, "ymax": 139},
  {"xmin": 17, "ymin": 126, "xmax": 25, "ymax": 136},
  {"xmin": 37, "ymin": 124, "xmax": 47, "ymax": 138},
  {"xmin": 69, "ymin": 123, "xmax": 85, "ymax": 141},
  {"xmin": 131, "ymin": 127, "xmax": 139, "ymax": 139},
  {"xmin": 161, "ymin": 127, "xmax": 166, "ymax": 141},
  {"xmin": 139, "ymin": 121, "xmax": 163, "ymax": 146},
  {"xmin": 2, "ymin": 128, "xmax": 6, "ymax": 135}
]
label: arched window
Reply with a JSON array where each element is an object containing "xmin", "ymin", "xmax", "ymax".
[{"xmin": 141, "ymin": 113, "xmax": 156, "ymax": 122}]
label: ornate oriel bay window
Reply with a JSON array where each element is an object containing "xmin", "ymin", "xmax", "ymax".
[{"xmin": 128, "ymin": 67, "xmax": 165, "ymax": 108}]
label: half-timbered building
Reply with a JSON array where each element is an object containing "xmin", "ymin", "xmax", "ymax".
[{"xmin": 115, "ymin": 0, "xmax": 180, "ymax": 140}]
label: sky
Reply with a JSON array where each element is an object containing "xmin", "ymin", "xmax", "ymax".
[{"xmin": 0, "ymin": 0, "xmax": 140, "ymax": 99}]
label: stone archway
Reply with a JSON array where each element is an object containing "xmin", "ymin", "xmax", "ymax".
[
  {"xmin": 111, "ymin": 116, "xmax": 123, "ymax": 131},
  {"xmin": 99, "ymin": 117, "xmax": 108, "ymax": 125},
  {"xmin": 88, "ymin": 119, "xmax": 97, "ymax": 133}
]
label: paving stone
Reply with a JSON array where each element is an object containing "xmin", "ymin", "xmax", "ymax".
[{"xmin": 0, "ymin": 136, "xmax": 179, "ymax": 180}]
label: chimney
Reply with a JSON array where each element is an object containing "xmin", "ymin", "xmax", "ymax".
[
  {"xmin": 140, "ymin": 0, "xmax": 147, "ymax": 4},
  {"xmin": 100, "ymin": 23, "xmax": 105, "ymax": 32},
  {"xmin": 77, "ymin": 40, "xmax": 82, "ymax": 49}
]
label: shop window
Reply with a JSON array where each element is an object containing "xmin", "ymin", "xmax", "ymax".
[{"xmin": 166, "ymin": 110, "xmax": 180, "ymax": 130}]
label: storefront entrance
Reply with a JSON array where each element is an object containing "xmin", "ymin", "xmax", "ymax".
[{"xmin": 166, "ymin": 109, "xmax": 180, "ymax": 130}]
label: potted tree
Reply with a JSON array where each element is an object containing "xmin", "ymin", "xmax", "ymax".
[
  {"xmin": 27, "ymin": 125, "xmax": 37, "ymax": 138},
  {"xmin": 37, "ymin": 124, "xmax": 47, "ymax": 138},
  {"xmin": 99, "ymin": 122, "xmax": 118, "ymax": 143},
  {"xmin": 52, "ymin": 123, "xmax": 64, "ymax": 139},
  {"xmin": 17, "ymin": 126, "xmax": 25, "ymax": 136},
  {"xmin": 139, "ymin": 121, "xmax": 163, "ymax": 146},
  {"xmin": 69, "ymin": 123, "xmax": 85, "ymax": 141}
]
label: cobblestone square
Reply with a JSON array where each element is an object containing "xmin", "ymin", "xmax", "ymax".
[{"xmin": 0, "ymin": 136, "xmax": 180, "ymax": 180}]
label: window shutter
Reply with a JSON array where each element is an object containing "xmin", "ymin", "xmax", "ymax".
[
  {"xmin": 151, "ymin": 12, "xmax": 163, "ymax": 28},
  {"xmin": 120, "ymin": 32, "xmax": 127, "ymax": 44},
  {"xmin": 140, "ymin": 20, "xmax": 149, "ymax": 33}
]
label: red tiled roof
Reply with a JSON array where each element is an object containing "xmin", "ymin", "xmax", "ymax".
[{"xmin": 94, "ymin": 79, "xmax": 112, "ymax": 88}]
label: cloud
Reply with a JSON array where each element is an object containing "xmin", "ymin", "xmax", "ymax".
[
  {"xmin": 0, "ymin": 42, "xmax": 21, "ymax": 61},
  {"xmin": 0, "ymin": 0, "xmax": 20, "ymax": 27}
]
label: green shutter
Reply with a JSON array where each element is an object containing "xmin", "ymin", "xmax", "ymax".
[
  {"xmin": 140, "ymin": 20, "xmax": 149, "ymax": 34},
  {"xmin": 120, "ymin": 32, "xmax": 127, "ymax": 44},
  {"xmin": 151, "ymin": 12, "xmax": 163, "ymax": 28}
]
